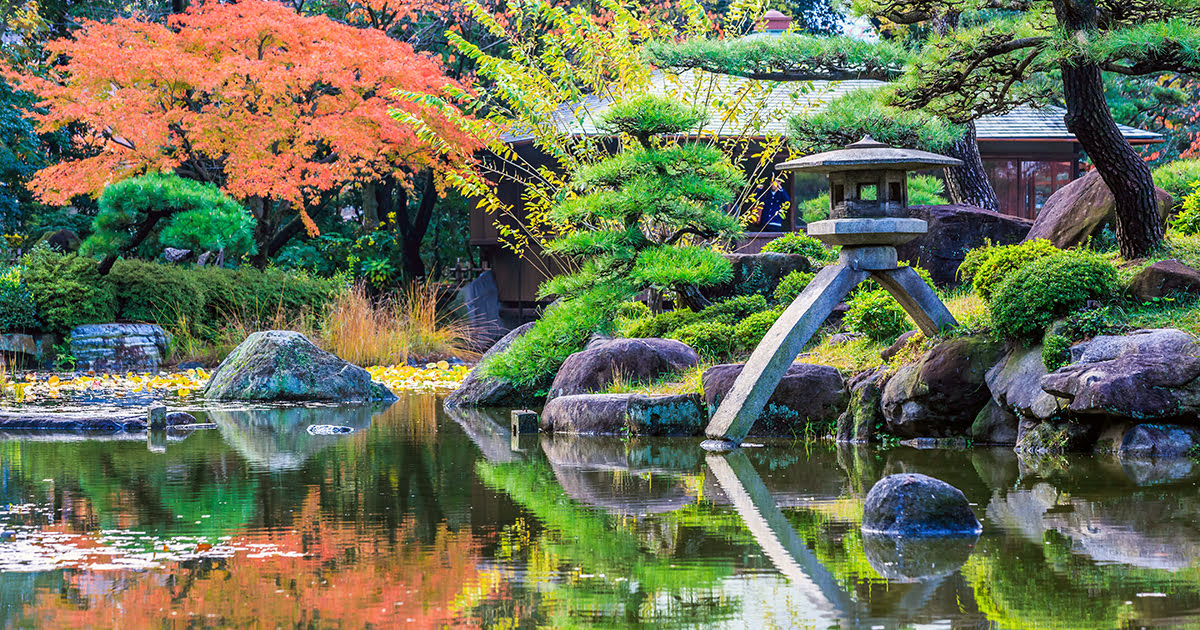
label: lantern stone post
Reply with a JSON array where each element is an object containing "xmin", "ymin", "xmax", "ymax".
[{"xmin": 702, "ymin": 137, "xmax": 960, "ymax": 450}]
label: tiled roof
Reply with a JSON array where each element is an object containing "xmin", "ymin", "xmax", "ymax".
[{"xmin": 502, "ymin": 71, "xmax": 1162, "ymax": 144}]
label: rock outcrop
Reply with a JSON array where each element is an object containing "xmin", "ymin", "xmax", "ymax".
[
  {"xmin": 986, "ymin": 344, "xmax": 1065, "ymax": 421},
  {"xmin": 547, "ymin": 338, "xmax": 699, "ymax": 401},
  {"xmin": 71, "ymin": 323, "xmax": 171, "ymax": 372},
  {"xmin": 1119, "ymin": 424, "xmax": 1200, "ymax": 458},
  {"xmin": 540, "ymin": 393, "xmax": 704, "ymax": 436},
  {"xmin": 1040, "ymin": 328, "xmax": 1200, "ymax": 421},
  {"xmin": 882, "ymin": 335, "xmax": 1004, "ymax": 438},
  {"xmin": 836, "ymin": 367, "xmax": 885, "ymax": 443},
  {"xmin": 1126, "ymin": 259, "xmax": 1200, "ymax": 301},
  {"xmin": 861, "ymin": 473, "xmax": 982, "ymax": 536},
  {"xmin": 1024, "ymin": 170, "xmax": 1173, "ymax": 249},
  {"xmin": 444, "ymin": 322, "xmax": 535, "ymax": 408},
  {"xmin": 703, "ymin": 362, "xmax": 847, "ymax": 437},
  {"xmin": 204, "ymin": 330, "xmax": 396, "ymax": 403},
  {"xmin": 898, "ymin": 204, "xmax": 1032, "ymax": 286}
]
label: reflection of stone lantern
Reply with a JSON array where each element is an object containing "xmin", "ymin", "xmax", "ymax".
[{"xmin": 703, "ymin": 138, "xmax": 962, "ymax": 451}]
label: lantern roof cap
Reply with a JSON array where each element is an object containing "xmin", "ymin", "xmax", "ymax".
[{"xmin": 777, "ymin": 136, "xmax": 963, "ymax": 173}]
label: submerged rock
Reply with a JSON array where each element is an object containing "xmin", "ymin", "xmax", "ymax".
[
  {"xmin": 540, "ymin": 393, "xmax": 704, "ymax": 436},
  {"xmin": 1041, "ymin": 328, "xmax": 1200, "ymax": 421},
  {"xmin": 862, "ymin": 473, "xmax": 982, "ymax": 536},
  {"xmin": 882, "ymin": 335, "xmax": 1004, "ymax": 438},
  {"xmin": 1024, "ymin": 170, "xmax": 1173, "ymax": 249},
  {"xmin": 203, "ymin": 330, "xmax": 396, "ymax": 403},
  {"xmin": 443, "ymin": 322, "xmax": 535, "ymax": 408},
  {"xmin": 703, "ymin": 362, "xmax": 847, "ymax": 437},
  {"xmin": 547, "ymin": 338, "xmax": 699, "ymax": 401}
]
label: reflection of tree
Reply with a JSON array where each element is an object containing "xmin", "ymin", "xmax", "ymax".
[
  {"xmin": 476, "ymin": 459, "xmax": 740, "ymax": 627},
  {"xmin": 26, "ymin": 490, "xmax": 487, "ymax": 628}
]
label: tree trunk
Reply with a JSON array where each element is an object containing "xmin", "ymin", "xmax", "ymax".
[
  {"xmin": 248, "ymin": 196, "xmax": 273, "ymax": 269},
  {"xmin": 942, "ymin": 122, "xmax": 1001, "ymax": 212},
  {"xmin": 1054, "ymin": 0, "xmax": 1163, "ymax": 259}
]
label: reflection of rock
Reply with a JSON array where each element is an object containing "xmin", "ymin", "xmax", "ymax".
[
  {"xmin": 442, "ymin": 405, "xmax": 520, "ymax": 464},
  {"xmin": 862, "ymin": 473, "xmax": 981, "ymax": 536},
  {"xmin": 540, "ymin": 393, "xmax": 704, "ymax": 436},
  {"xmin": 540, "ymin": 435, "xmax": 699, "ymax": 515},
  {"xmin": 1042, "ymin": 500, "xmax": 1200, "ymax": 571},
  {"xmin": 862, "ymin": 533, "xmax": 977, "ymax": 582},
  {"xmin": 208, "ymin": 404, "xmax": 380, "ymax": 470},
  {"xmin": 1119, "ymin": 424, "xmax": 1200, "ymax": 458},
  {"xmin": 1120, "ymin": 456, "xmax": 1200, "ymax": 486},
  {"xmin": 204, "ymin": 331, "xmax": 396, "ymax": 403}
]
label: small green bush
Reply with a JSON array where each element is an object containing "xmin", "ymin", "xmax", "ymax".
[
  {"xmin": 991, "ymin": 251, "xmax": 1117, "ymax": 340},
  {"xmin": 671, "ymin": 321, "xmax": 736, "ymax": 359},
  {"xmin": 108, "ymin": 259, "xmax": 207, "ymax": 333},
  {"xmin": 20, "ymin": 246, "xmax": 117, "ymax": 335},
  {"xmin": 843, "ymin": 288, "xmax": 911, "ymax": 342},
  {"xmin": 1153, "ymin": 158, "xmax": 1200, "ymax": 207},
  {"xmin": 962, "ymin": 239, "xmax": 1060, "ymax": 300},
  {"xmin": 761, "ymin": 232, "xmax": 838, "ymax": 263},
  {"xmin": 773, "ymin": 270, "xmax": 815, "ymax": 303},
  {"xmin": 623, "ymin": 308, "xmax": 704, "ymax": 338},
  {"xmin": 1041, "ymin": 333, "xmax": 1072, "ymax": 371},
  {"xmin": 0, "ymin": 267, "xmax": 39, "ymax": 332},
  {"xmin": 1170, "ymin": 182, "xmax": 1200, "ymax": 235},
  {"xmin": 734, "ymin": 308, "xmax": 781, "ymax": 349},
  {"xmin": 702, "ymin": 294, "xmax": 768, "ymax": 320}
]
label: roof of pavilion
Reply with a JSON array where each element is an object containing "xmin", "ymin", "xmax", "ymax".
[{"xmin": 501, "ymin": 71, "xmax": 1163, "ymax": 145}]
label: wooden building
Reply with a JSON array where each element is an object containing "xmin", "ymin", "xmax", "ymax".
[{"xmin": 470, "ymin": 72, "xmax": 1162, "ymax": 318}]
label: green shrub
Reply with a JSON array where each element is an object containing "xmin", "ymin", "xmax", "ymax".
[
  {"xmin": 1041, "ymin": 333, "xmax": 1072, "ymax": 371},
  {"xmin": 702, "ymin": 294, "xmax": 768, "ymax": 320},
  {"xmin": 734, "ymin": 308, "xmax": 781, "ymax": 349},
  {"xmin": 1153, "ymin": 158, "xmax": 1200, "ymax": 207},
  {"xmin": 1170, "ymin": 182, "xmax": 1200, "ymax": 235},
  {"xmin": 20, "ymin": 245, "xmax": 117, "ymax": 334},
  {"xmin": 800, "ymin": 195, "xmax": 830, "ymax": 223},
  {"xmin": 843, "ymin": 288, "xmax": 912, "ymax": 342},
  {"xmin": 991, "ymin": 251, "xmax": 1117, "ymax": 340},
  {"xmin": 761, "ymin": 232, "xmax": 838, "ymax": 263},
  {"xmin": 962, "ymin": 239, "xmax": 1060, "ymax": 300},
  {"xmin": 773, "ymin": 270, "xmax": 815, "ymax": 303},
  {"xmin": 671, "ymin": 321, "xmax": 736, "ymax": 359},
  {"xmin": 614, "ymin": 301, "xmax": 651, "ymax": 320},
  {"xmin": 108, "ymin": 259, "xmax": 208, "ymax": 333},
  {"xmin": 189, "ymin": 266, "xmax": 337, "ymax": 335},
  {"xmin": 0, "ymin": 267, "xmax": 39, "ymax": 332},
  {"xmin": 623, "ymin": 308, "xmax": 704, "ymax": 338}
]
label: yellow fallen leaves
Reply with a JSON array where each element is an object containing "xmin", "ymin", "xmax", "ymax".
[
  {"xmin": 368, "ymin": 363, "xmax": 471, "ymax": 392},
  {"xmin": 0, "ymin": 362, "xmax": 472, "ymax": 403}
]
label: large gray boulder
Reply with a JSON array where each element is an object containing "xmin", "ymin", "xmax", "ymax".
[
  {"xmin": 897, "ymin": 204, "xmax": 1032, "ymax": 286},
  {"xmin": 1040, "ymin": 329, "xmax": 1200, "ymax": 421},
  {"xmin": 1125, "ymin": 259, "xmax": 1200, "ymax": 301},
  {"xmin": 882, "ymin": 335, "xmax": 1005, "ymax": 438},
  {"xmin": 540, "ymin": 393, "xmax": 704, "ymax": 436},
  {"xmin": 71, "ymin": 323, "xmax": 170, "ymax": 372},
  {"xmin": 1024, "ymin": 170, "xmax": 1173, "ymax": 249},
  {"xmin": 970, "ymin": 399, "xmax": 1019, "ymax": 446},
  {"xmin": 703, "ymin": 362, "xmax": 847, "ymax": 437},
  {"xmin": 204, "ymin": 331, "xmax": 396, "ymax": 403},
  {"xmin": 861, "ymin": 473, "xmax": 982, "ymax": 536},
  {"xmin": 444, "ymin": 322, "xmax": 535, "ymax": 408},
  {"xmin": 986, "ymin": 344, "xmax": 1065, "ymax": 421},
  {"xmin": 547, "ymin": 338, "xmax": 699, "ymax": 401}
]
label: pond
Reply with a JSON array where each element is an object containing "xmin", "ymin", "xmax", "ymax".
[{"xmin": 0, "ymin": 394, "xmax": 1198, "ymax": 628}]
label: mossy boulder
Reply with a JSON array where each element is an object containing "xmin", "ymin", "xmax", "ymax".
[
  {"xmin": 881, "ymin": 335, "xmax": 1005, "ymax": 438},
  {"xmin": 204, "ymin": 331, "xmax": 396, "ymax": 403},
  {"xmin": 703, "ymin": 362, "xmax": 847, "ymax": 437}
]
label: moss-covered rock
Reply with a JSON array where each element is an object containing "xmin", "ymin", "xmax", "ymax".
[{"xmin": 881, "ymin": 335, "xmax": 1005, "ymax": 438}]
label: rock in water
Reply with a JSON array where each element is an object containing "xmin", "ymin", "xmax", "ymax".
[
  {"xmin": 203, "ymin": 331, "xmax": 396, "ymax": 403},
  {"xmin": 1119, "ymin": 424, "xmax": 1200, "ymax": 458},
  {"xmin": 703, "ymin": 362, "xmax": 847, "ymax": 437},
  {"xmin": 307, "ymin": 424, "xmax": 355, "ymax": 435},
  {"xmin": 548, "ymin": 338, "xmax": 699, "ymax": 401},
  {"xmin": 444, "ymin": 322, "xmax": 535, "ymax": 408},
  {"xmin": 71, "ymin": 323, "xmax": 171, "ymax": 372},
  {"xmin": 862, "ymin": 473, "xmax": 982, "ymax": 536},
  {"xmin": 881, "ymin": 335, "xmax": 1004, "ymax": 438}
]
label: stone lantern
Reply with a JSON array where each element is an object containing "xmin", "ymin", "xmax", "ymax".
[{"xmin": 703, "ymin": 137, "xmax": 962, "ymax": 451}]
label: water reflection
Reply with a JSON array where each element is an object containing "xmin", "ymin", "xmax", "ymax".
[{"xmin": 0, "ymin": 396, "xmax": 1199, "ymax": 627}]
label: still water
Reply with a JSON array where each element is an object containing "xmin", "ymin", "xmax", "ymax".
[{"xmin": 0, "ymin": 394, "xmax": 1198, "ymax": 628}]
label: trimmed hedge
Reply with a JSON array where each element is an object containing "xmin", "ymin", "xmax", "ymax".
[{"xmin": 990, "ymin": 250, "xmax": 1117, "ymax": 341}]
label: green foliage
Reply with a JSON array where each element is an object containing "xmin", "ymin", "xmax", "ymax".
[
  {"xmin": 843, "ymin": 288, "xmax": 911, "ymax": 342},
  {"xmin": 481, "ymin": 286, "xmax": 625, "ymax": 394},
  {"xmin": 788, "ymin": 89, "xmax": 965, "ymax": 153},
  {"xmin": 773, "ymin": 270, "xmax": 815, "ymax": 303},
  {"xmin": 733, "ymin": 308, "xmax": 781, "ymax": 349},
  {"xmin": 761, "ymin": 232, "xmax": 838, "ymax": 263},
  {"xmin": 20, "ymin": 245, "xmax": 117, "ymax": 335},
  {"xmin": 961, "ymin": 239, "xmax": 1061, "ymax": 300},
  {"xmin": 630, "ymin": 246, "xmax": 734, "ymax": 290},
  {"xmin": 991, "ymin": 251, "xmax": 1118, "ymax": 341},
  {"xmin": 1154, "ymin": 159, "xmax": 1200, "ymax": 206},
  {"xmin": 186, "ymin": 266, "xmax": 338, "ymax": 338},
  {"xmin": 108, "ymin": 259, "xmax": 207, "ymax": 333},
  {"xmin": 670, "ymin": 321, "xmax": 736, "ymax": 359},
  {"xmin": 702, "ymin": 294, "xmax": 767, "ymax": 320},
  {"xmin": 1170, "ymin": 182, "xmax": 1200, "ymax": 235},
  {"xmin": 1041, "ymin": 333, "xmax": 1072, "ymax": 371},
  {"xmin": 0, "ymin": 267, "xmax": 39, "ymax": 332},
  {"xmin": 597, "ymin": 95, "xmax": 707, "ymax": 145},
  {"xmin": 623, "ymin": 308, "xmax": 704, "ymax": 339},
  {"xmin": 84, "ymin": 173, "xmax": 254, "ymax": 260},
  {"xmin": 644, "ymin": 34, "xmax": 911, "ymax": 83}
]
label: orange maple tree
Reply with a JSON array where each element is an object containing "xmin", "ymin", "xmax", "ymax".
[{"xmin": 6, "ymin": 0, "xmax": 486, "ymax": 263}]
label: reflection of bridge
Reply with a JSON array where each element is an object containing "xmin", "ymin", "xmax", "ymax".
[{"xmin": 445, "ymin": 406, "xmax": 967, "ymax": 628}]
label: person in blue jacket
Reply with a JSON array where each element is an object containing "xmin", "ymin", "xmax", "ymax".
[{"xmin": 758, "ymin": 180, "xmax": 790, "ymax": 231}]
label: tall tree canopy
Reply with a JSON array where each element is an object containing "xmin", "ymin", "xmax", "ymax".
[{"xmin": 5, "ymin": 0, "xmax": 486, "ymax": 264}]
